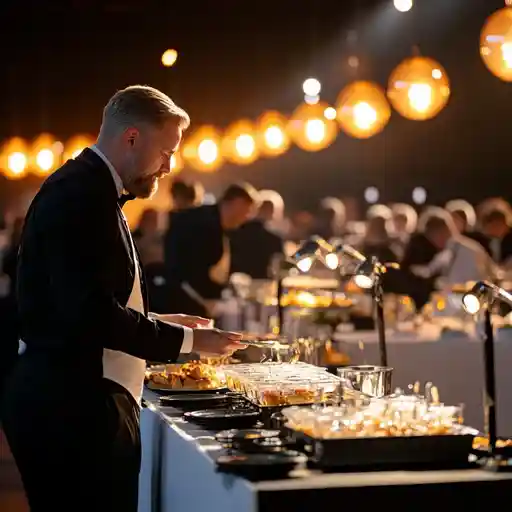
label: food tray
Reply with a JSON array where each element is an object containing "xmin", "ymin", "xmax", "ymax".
[
  {"xmin": 222, "ymin": 362, "xmax": 344, "ymax": 407},
  {"xmin": 285, "ymin": 426, "xmax": 477, "ymax": 470}
]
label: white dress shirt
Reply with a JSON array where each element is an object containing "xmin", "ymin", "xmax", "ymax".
[{"xmin": 90, "ymin": 145, "xmax": 193, "ymax": 403}]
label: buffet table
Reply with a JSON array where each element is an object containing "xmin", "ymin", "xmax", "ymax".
[
  {"xmin": 337, "ymin": 324, "xmax": 512, "ymax": 435},
  {"xmin": 139, "ymin": 392, "xmax": 512, "ymax": 512}
]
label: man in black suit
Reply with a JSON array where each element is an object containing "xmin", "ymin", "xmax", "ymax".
[
  {"xmin": 1, "ymin": 85, "xmax": 243, "ymax": 512},
  {"xmin": 163, "ymin": 182, "xmax": 258, "ymax": 318},
  {"xmin": 230, "ymin": 199, "xmax": 284, "ymax": 279}
]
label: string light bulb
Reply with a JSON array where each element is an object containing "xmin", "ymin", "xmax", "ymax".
[
  {"xmin": 222, "ymin": 120, "xmax": 259, "ymax": 165},
  {"xmin": 289, "ymin": 101, "xmax": 338, "ymax": 152},
  {"xmin": 182, "ymin": 125, "xmax": 223, "ymax": 172},
  {"xmin": 1, "ymin": 137, "xmax": 29, "ymax": 179},
  {"xmin": 336, "ymin": 81, "xmax": 391, "ymax": 139},
  {"xmin": 387, "ymin": 56, "xmax": 450, "ymax": 120},
  {"xmin": 31, "ymin": 133, "xmax": 58, "ymax": 176},
  {"xmin": 256, "ymin": 111, "xmax": 290, "ymax": 157},
  {"xmin": 480, "ymin": 6, "xmax": 512, "ymax": 82}
]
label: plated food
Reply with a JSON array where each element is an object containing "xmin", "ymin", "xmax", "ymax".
[{"xmin": 145, "ymin": 361, "xmax": 223, "ymax": 390}]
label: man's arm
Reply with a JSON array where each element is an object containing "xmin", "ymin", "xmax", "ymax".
[{"xmin": 37, "ymin": 184, "xmax": 185, "ymax": 362}]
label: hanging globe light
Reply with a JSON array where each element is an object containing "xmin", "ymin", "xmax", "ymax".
[
  {"xmin": 30, "ymin": 133, "xmax": 60, "ymax": 176},
  {"xmin": 222, "ymin": 120, "xmax": 259, "ymax": 165},
  {"xmin": 256, "ymin": 111, "xmax": 290, "ymax": 158},
  {"xmin": 288, "ymin": 101, "xmax": 338, "ymax": 152},
  {"xmin": 336, "ymin": 81, "xmax": 391, "ymax": 139},
  {"xmin": 183, "ymin": 125, "xmax": 223, "ymax": 172},
  {"xmin": 387, "ymin": 56, "xmax": 450, "ymax": 120},
  {"xmin": 480, "ymin": 6, "xmax": 512, "ymax": 82},
  {"xmin": 0, "ymin": 137, "xmax": 29, "ymax": 180}
]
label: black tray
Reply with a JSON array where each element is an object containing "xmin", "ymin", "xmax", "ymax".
[
  {"xmin": 159, "ymin": 392, "xmax": 232, "ymax": 410},
  {"xmin": 285, "ymin": 427, "xmax": 476, "ymax": 470},
  {"xmin": 184, "ymin": 407, "xmax": 262, "ymax": 430},
  {"xmin": 215, "ymin": 451, "xmax": 307, "ymax": 481},
  {"xmin": 146, "ymin": 383, "xmax": 229, "ymax": 395}
]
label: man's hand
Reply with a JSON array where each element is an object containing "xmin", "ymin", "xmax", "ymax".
[
  {"xmin": 192, "ymin": 328, "xmax": 245, "ymax": 357},
  {"xmin": 149, "ymin": 312, "xmax": 212, "ymax": 329}
]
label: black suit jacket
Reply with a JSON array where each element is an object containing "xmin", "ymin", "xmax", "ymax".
[
  {"xmin": 229, "ymin": 219, "xmax": 283, "ymax": 279},
  {"xmin": 163, "ymin": 204, "xmax": 226, "ymax": 315},
  {"xmin": 14, "ymin": 149, "xmax": 185, "ymax": 384}
]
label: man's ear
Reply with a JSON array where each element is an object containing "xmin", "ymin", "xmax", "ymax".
[{"xmin": 124, "ymin": 127, "xmax": 139, "ymax": 147}]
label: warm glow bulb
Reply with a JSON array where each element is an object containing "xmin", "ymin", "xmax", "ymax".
[
  {"xmin": 387, "ymin": 56, "xmax": 450, "ymax": 120},
  {"xmin": 480, "ymin": 7, "xmax": 512, "ymax": 81},
  {"xmin": 197, "ymin": 139, "xmax": 218, "ymax": 164},
  {"xmin": 305, "ymin": 119, "xmax": 326, "ymax": 144},
  {"xmin": 36, "ymin": 149, "xmax": 54, "ymax": 172},
  {"xmin": 257, "ymin": 112, "xmax": 289, "ymax": 157},
  {"xmin": 8, "ymin": 152, "xmax": 27, "ymax": 175},
  {"xmin": 323, "ymin": 107, "xmax": 337, "ymax": 120},
  {"xmin": 170, "ymin": 154, "xmax": 177, "ymax": 169},
  {"xmin": 407, "ymin": 83, "xmax": 432, "ymax": 113},
  {"xmin": 289, "ymin": 101, "xmax": 338, "ymax": 151},
  {"xmin": 393, "ymin": 0, "xmax": 413, "ymax": 12},
  {"xmin": 303, "ymin": 78, "xmax": 321, "ymax": 97},
  {"xmin": 336, "ymin": 81, "xmax": 391, "ymax": 139},
  {"xmin": 161, "ymin": 49, "xmax": 178, "ymax": 67},
  {"xmin": 235, "ymin": 134, "xmax": 255, "ymax": 158},
  {"xmin": 264, "ymin": 125, "xmax": 284, "ymax": 149},
  {"xmin": 353, "ymin": 102, "xmax": 378, "ymax": 130}
]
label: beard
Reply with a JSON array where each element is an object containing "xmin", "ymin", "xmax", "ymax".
[
  {"xmin": 130, "ymin": 173, "xmax": 159, "ymax": 199},
  {"xmin": 124, "ymin": 156, "xmax": 162, "ymax": 198}
]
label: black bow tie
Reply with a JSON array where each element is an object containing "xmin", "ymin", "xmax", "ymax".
[{"xmin": 118, "ymin": 193, "xmax": 135, "ymax": 207}]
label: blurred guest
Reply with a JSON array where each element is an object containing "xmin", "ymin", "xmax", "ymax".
[
  {"xmin": 397, "ymin": 209, "xmax": 448, "ymax": 310},
  {"xmin": 409, "ymin": 214, "xmax": 496, "ymax": 288},
  {"xmin": 361, "ymin": 215, "xmax": 398, "ymax": 263},
  {"xmin": 169, "ymin": 178, "xmax": 204, "ymax": 211},
  {"xmin": 132, "ymin": 208, "xmax": 168, "ymax": 313},
  {"xmin": 391, "ymin": 203, "xmax": 417, "ymax": 244},
  {"xmin": 230, "ymin": 199, "xmax": 284, "ymax": 279},
  {"xmin": 258, "ymin": 189, "xmax": 289, "ymax": 235},
  {"xmin": 315, "ymin": 197, "xmax": 345, "ymax": 240},
  {"xmin": 164, "ymin": 182, "xmax": 258, "ymax": 317},
  {"xmin": 132, "ymin": 208, "xmax": 163, "ymax": 266},
  {"xmin": 476, "ymin": 197, "xmax": 511, "ymax": 225},
  {"xmin": 390, "ymin": 203, "xmax": 417, "ymax": 259},
  {"xmin": 479, "ymin": 208, "xmax": 512, "ymax": 264},
  {"xmin": 287, "ymin": 210, "xmax": 315, "ymax": 243}
]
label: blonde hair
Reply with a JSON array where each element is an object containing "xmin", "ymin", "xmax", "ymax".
[{"xmin": 102, "ymin": 85, "xmax": 190, "ymax": 132}]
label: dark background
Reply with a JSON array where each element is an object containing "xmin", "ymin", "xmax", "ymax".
[{"xmin": 0, "ymin": 0, "xmax": 509, "ymax": 210}]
